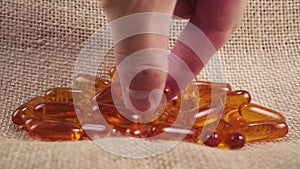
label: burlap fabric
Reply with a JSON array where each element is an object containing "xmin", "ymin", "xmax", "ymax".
[{"xmin": 0, "ymin": 0, "xmax": 299, "ymax": 168}]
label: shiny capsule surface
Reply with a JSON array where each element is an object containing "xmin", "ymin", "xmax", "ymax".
[
  {"xmin": 73, "ymin": 74, "xmax": 111, "ymax": 94},
  {"xmin": 185, "ymin": 81, "xmax": 232, "ymax": 98},
  {"xmin": 44, "ymin": 88, "xmax": 91, "ymax": 103},
  {"xmin": 191, "ymin": 105, "xmax": 223, "ymax": 128},
  {"xmin": 81, "ymin": 123, "xmax": 112, "ymax": 140},
  {"xmin": 215, "ymin": 120, "xmax": 246, "ymax": 149},
  {"xmin": 151, "ymin": 125, "xmax": 199, "ymax": 143},
  {"xmin": 224, "ymin": 90, "xmax": 251, "ymax": 110},
  {"xmin": 203, "ymin": 131, "xmax": 221, "ymax": 147},
  {"xmin": 239, "ymin": 121, "xmax": 288, "ymax": 142},
  {"xmin": 223, "ymin": 131, "xmax": 246, "ymax": 149},
  {"xmin": 25, "ymin": 118, "xmax": 83, "ymax": 141},
  {"xmin": 239, "ymin": 103, "xmax": 286, "ymax": 122},
  {"xmin": 226, "ymin": 109, "xmax": 247, "ymax": 128},
  {"xmin": 184, "ymin": 81, "xmax": 231, "ymax": 107},
  {"xmin": 118, "ymin": 123, "xmax": 157, "ymax": 138},
  {"xmin": 12, "ymin": 96, "xmax": 48, "ymax": 126},
  {"xmin": 34, "ymin": 102, "xmax": 78, "ymax": 123}
]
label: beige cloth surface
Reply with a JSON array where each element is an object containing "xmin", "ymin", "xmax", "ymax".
[{"xmin": 0, "ymin": 0, "xmax": 299, "ymax": 168}]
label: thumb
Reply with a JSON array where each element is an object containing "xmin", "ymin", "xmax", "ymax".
[
  {"xmin": 103, "ymin": 1, "xmax": 177, "ymax": 117},
  {"xmin": 115, "ymin": 49, "xmax": 168, "ymax": 114}
]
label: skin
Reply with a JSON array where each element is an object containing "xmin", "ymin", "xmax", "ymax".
[{"xmin": 100, "ymin": 0, "xmax": 248, "ymax": 112}]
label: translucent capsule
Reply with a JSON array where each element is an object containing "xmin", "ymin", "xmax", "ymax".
[
  {"xmin": 151, "ymin": 96, "xmax": 181, "ymax": 124},
  {"xmin": 239, "ymin": 121, "xmax": 288, "ymax": 142},
  {"xmin": 34, "ymin": 102, "xmax": 78, "ymax": 123},
  {"xmin": 118, "ymin": 123, "xmax": 157, "ymax": 138},
  {"xmin": 239, "ymin": 103, "xmax": 286, "ymax": 122},
  {"xmin": 73, "ymin": 74, "xmax": 111, "ymax": 94},
  {"xmin": 164, "ymin": 96, "xmax": 181, "ymax": 112},
  {"xmin": 222, "ymin": 90, "xmax": 251, "ymax": 123},
  {"xmin": 226, "ymin": 109, "xmax": 247, "ymax": 128},
  {"xmin": 44, "ymin": 88, "xmax": 91, "ymax": 103},
  {"xmin": 96, "ymin": 102, "xmax": 134, "ymax": 128},
  {"xmin": 77, "ymin": 105, "xmax": 107, "ymax": 125},
  {"xmin": 151, "ymin": 125, "xmax": 200, "ymax": 143},
  {"xmin": 203, "ymin": 131, "xmax": 221, "ymax": 147},
  {"xmin": 237, "ymin": 103, "xmax": 288, "ymax": 142},
  {"xmin": 223, "ymin": 131, "xmax": 246, "ymax": 149},
  {"xmin": 75, "ymin": 104, "xmax": 113, "ymax": 140},
  {"xmin": 153, "ymin": 110, "xmax": 177, "ymax": 125},
  {"xmin": 25, "ymin": 118, "xmax": 83, "ymax": 141},
  {"xmin": 12, "ymin": 96, "xmax": 49, "ymax": 126},
  {"xmin": 190, "ymin": 105, "xmax": 223, "ymax": 129},
  {"xmin": 184, "ymin": 81, "xmax": 231, "ymax": 107},
  {"xmin": 224, "ymin": 90, "xmax": 251, "ymax": 110},
  {"xmin": 185, "ymin": 81, "xmax": 232, "ymax": 98},
  {"xmin": 81, "ymin": 124, "xmax": 112, "ymax": 140},
  {"xmin": 215, "ymin": 120, "xmax": 246, "ymax": 149},
  {"xmin": 94, "ymin": 86, "xmax": 116, "ymax": 104}
]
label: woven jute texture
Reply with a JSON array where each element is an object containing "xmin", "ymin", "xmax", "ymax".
[{"xmin": 0, "ymin": 0, "xmax": 299, "ymax": 168}]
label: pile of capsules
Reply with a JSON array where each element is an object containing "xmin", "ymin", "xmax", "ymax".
[{"xmin": 12, "ymin": 67, "xmax": 288, "ymax": 150}]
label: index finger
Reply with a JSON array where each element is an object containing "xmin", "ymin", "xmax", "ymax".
[{"xmin": 166, "ymin": 0, "xmax": 247, "ymax": 99}]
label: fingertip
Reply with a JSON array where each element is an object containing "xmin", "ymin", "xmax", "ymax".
[
  {"xmin": 127, "ymin": 69, "xmax": 167, "ymax": 113},
  {"xmin": 174, "ymin": 0, "xmax": 194, "ymax": 19}
]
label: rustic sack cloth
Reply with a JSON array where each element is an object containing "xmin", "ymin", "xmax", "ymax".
[{"xmin": 0, "ymin": 0, "xmax": 299, "ymax": 168}]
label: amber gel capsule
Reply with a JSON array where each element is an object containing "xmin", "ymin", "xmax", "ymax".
[
  {"xmin": 76, "ymin": 104, "xmax": 114, "ymax": 140},
  {"xmin": 238, "ymin": 103, "xmax": 288, "ymax": 142},
  {"xmin": 223, "ymin": 131, "xmax": 246, "ymax": 149},
  {"xmin": 215, "ymin": 120, "xmax": 246, "ymax": 149},
  {"xmin": 151, "ymin": 124, "xmax": 200, "ymax": 143},
  {"xmin": 224, "ymin": 90, "xmax": 251, "ymax": 109},
  {"xmin": 25, "ymin": 118, "xmax": 83, "ymax": 141},
  {"xmin": 94, "ymin": 86, "xmax": 122, "ymax": 105},
  {"xmin": 117, "ymin": 123, "xmax": 158, "ymax": 138},
  {"xmin": 44, "ymin": 88, "xmax": 91, "ymax": 103},
  {"xmin": 153, "ymin": 96, "xmax": 180, "ymax": 124},
  {"xmin": 188, "ymin": 104, "xmax": 224, "ymax": 129},
  {"xmin": 203, "ymin": 131, "xmax": 221, "ymax": 147},
  {"xmin": 81, "ymin": 123, "xmax": 112, "ymax": 140},
  {"xmin": 153, "ymin": 109, "xmax": 177, "ymax": 125},
  {"xmin": 78, "ymin": 106, "xmax": 113, "ymax": 140},
  {"xmin": 12, "ymin": 96, "xmax": 49, "ymax": 126},
  {"xmin": 185, "ymin": 81, "xmax": 232, "ymax": 98},
  {"xmin": 222, "ymin": 90, "xmax": 251, "ymax": 123},
  {"xmin": 73, "ymin": 74, "xmax": 111, "ymax": 94},
  {"xmin": 239, "ymin": 121, "xmax": 288, "ymax": 142},
  {"xmin": 184, "ymin": 81, "xmax": 231, "ymax": 107},
  {"xmin": 226, "ymin": 109, "xmax": 247, "ymax": 128},
  {"xmin": 239, "ymin": 103, "xmax": 286, "ymax": 122},
  {"xmin": 34, "ymin": 102, "xmax": 78, "ymax": 123}
]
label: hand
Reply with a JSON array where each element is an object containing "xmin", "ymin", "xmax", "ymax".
[{"xmin": 100, "ymin": 0, "xmax": 247, "ymax": 115}]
